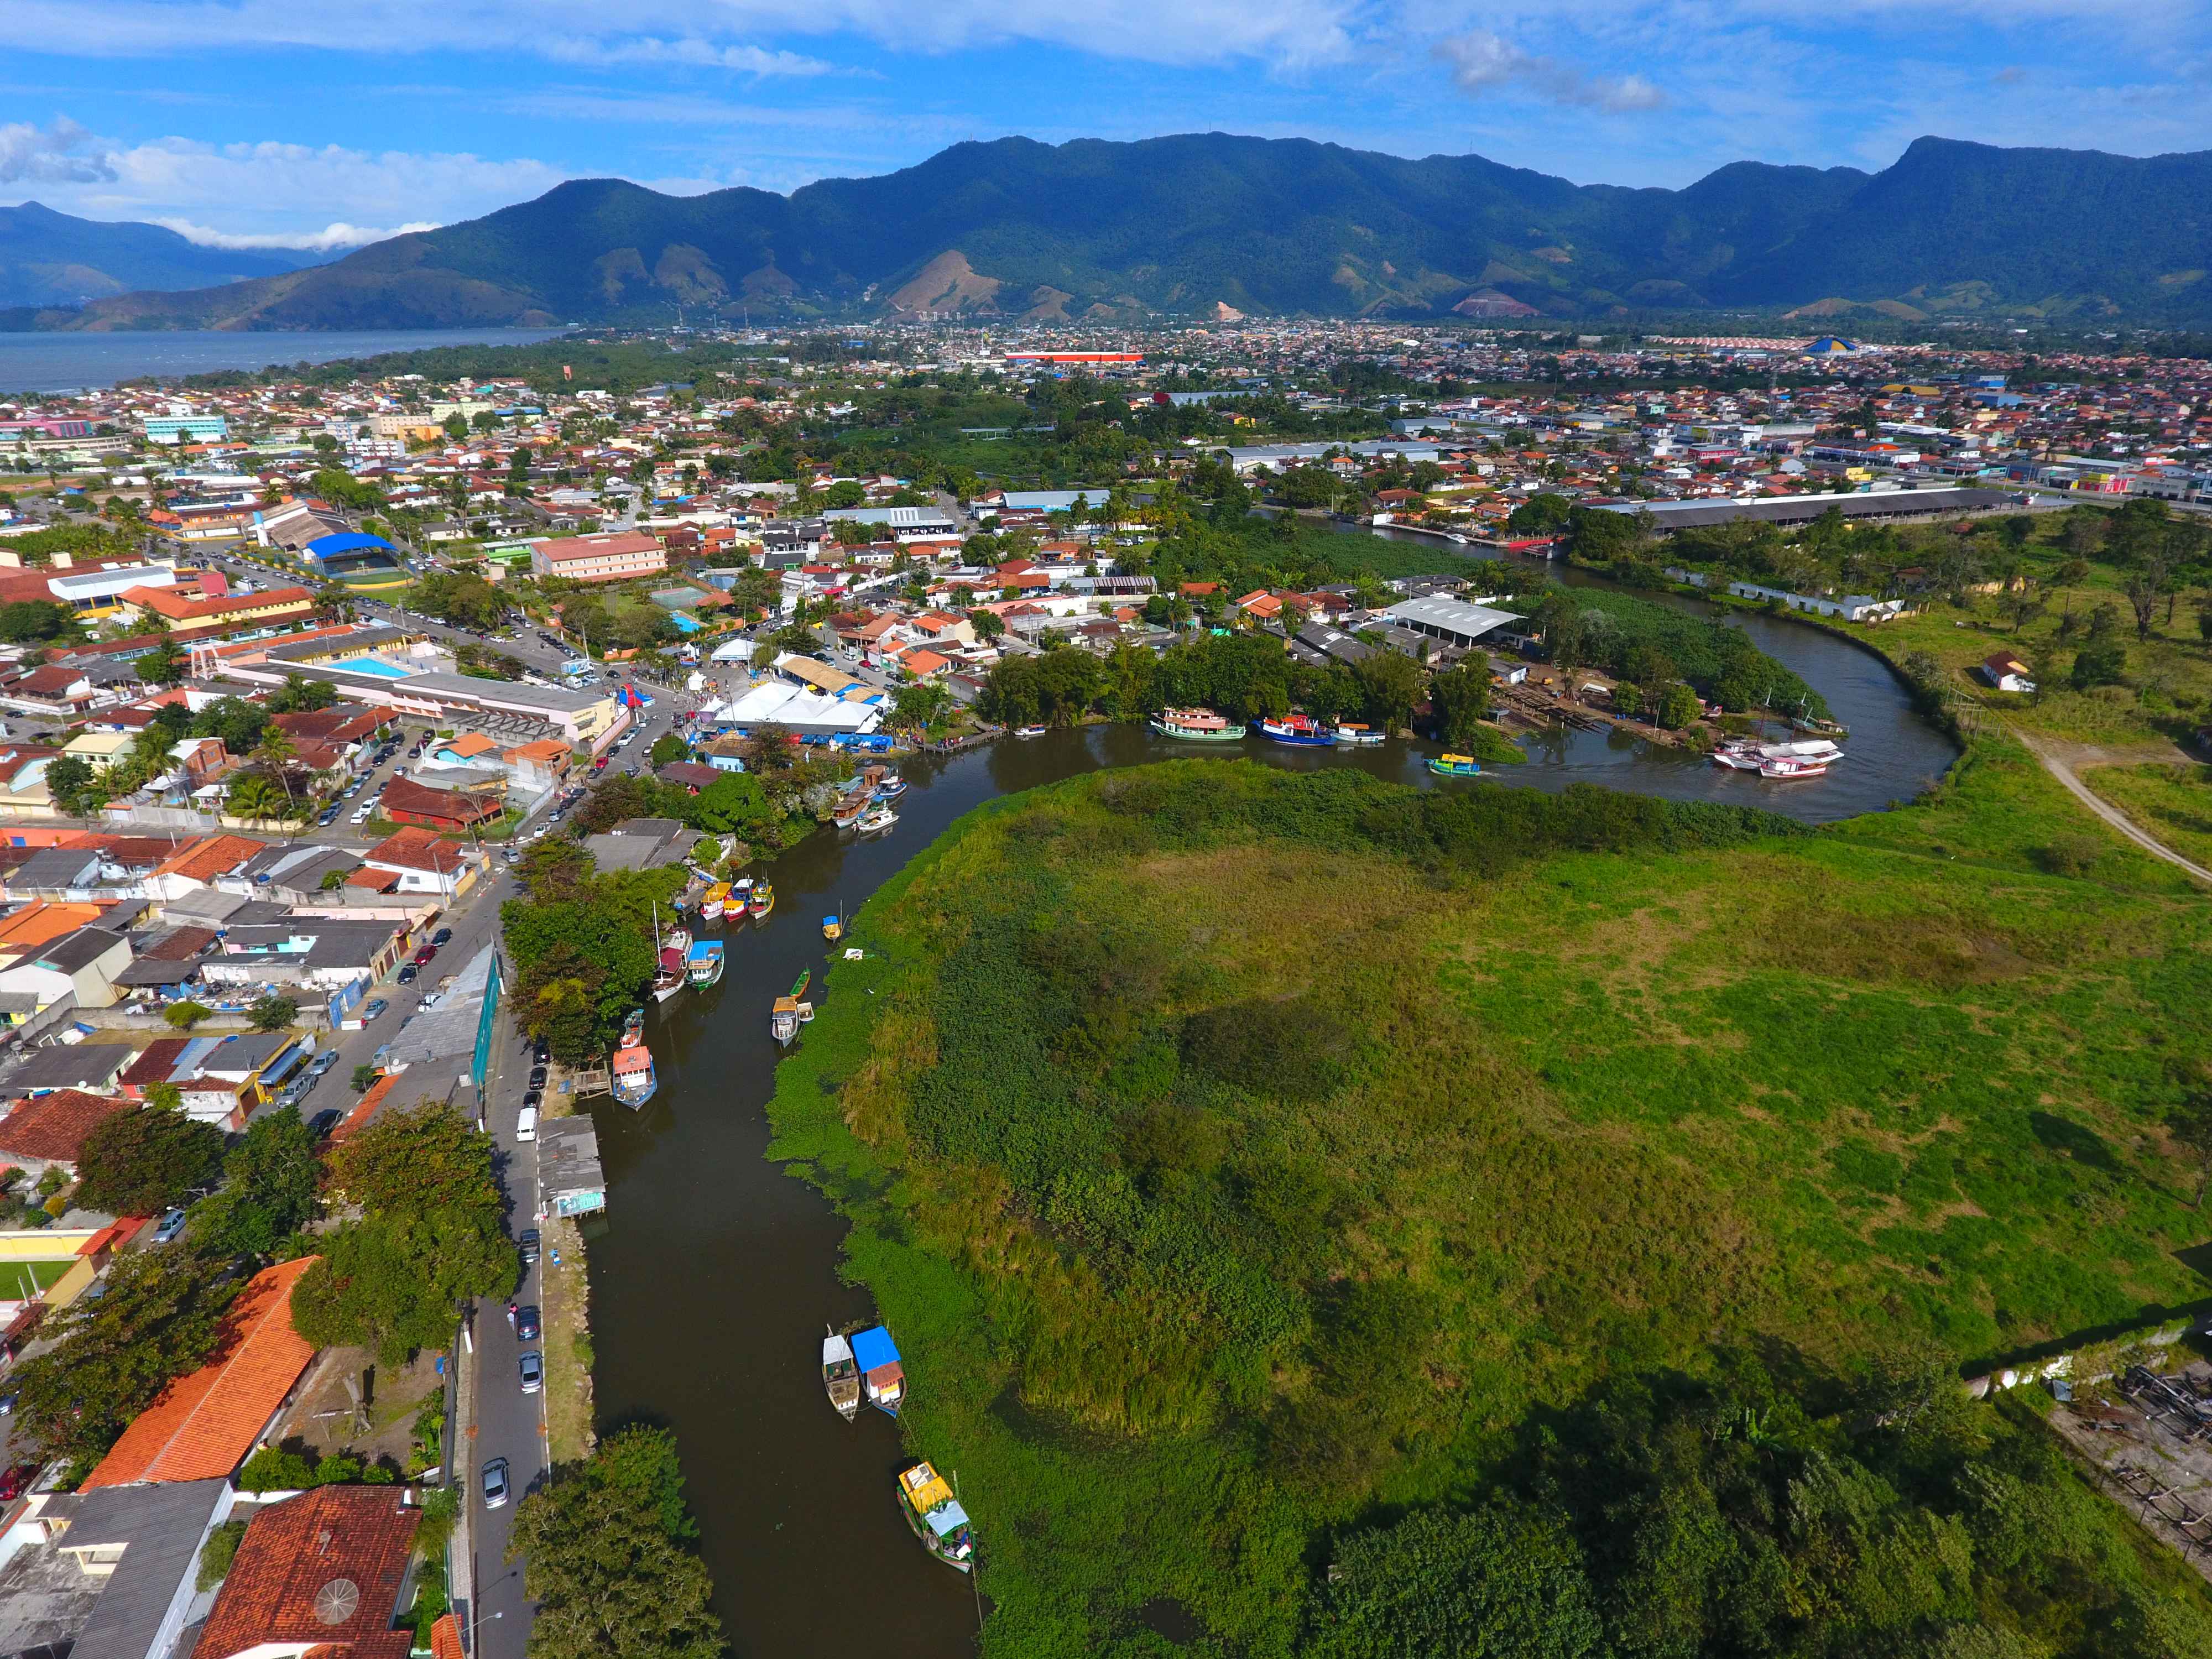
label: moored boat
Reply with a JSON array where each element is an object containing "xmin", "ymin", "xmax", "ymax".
[
  {"xmin": 1149, "ymin": 707, "xmax": 1245, "ymax": 741},
  {"xmin": 857, "ymin": 805, "xmax": 898, "ymax": 834},
  {"xmin": 1331, "ymin": 722, "xmax": 1384, "ymax": 746},
  {"xmin": 619, "ymin": 1006, "xmax": 645, "ymax": 1048},
  {"xmin": 852, "ymin": 1324, "xmax": 904, "ymax": 1416},
  {"xmin": 666, "ymin": 924, "xmax": 693, "ymax": 955},
  {"xmin": 685, "ymin": 940, "xmax": 724, "ymax": 987},
  {"xmin": 701, "ymin": 883, "xmax": 731, "ymax": 923},
  {"xmin": 653, "ymin": 946, "xmax": 686, "ymax": 1003},
  {"xmin": 770, "ymin": 968, "xmax": 810, "ymax": 1045},
  {"xmin": 1256, "ymin": 713, "xmax": 1333, "ymax": 747},
  {"xmin": 1760, "ymin": 755, "xmax": 1831, "ymax": 779},
  {"xmin": 1013, "ymin": 723, "xmax": 1047, "ymax": 738},
  {"xmin": 749, "ymin": 881, "xmax": 775, "ymax": 920},
  {"xmin": 822, "ymin": 1328, "xmax": 860, "ymax": 1420},
  {"xmin": 610, "ymin": 1040, "xmax": 656, "ymax": 1109},
  {"xmin": 822, "ymin": 912, "xmax": 843, "ymax": 942},
  {"xmin": 1428, "ymin": 753, "xmax": 1483, "ymax": 777},
  {"xmin": 874, "ymin": 771, "xmax": 907, "ymax": 799},
  {"xmin": 896, "ymin": 1462, "xmax": 976, "ymax": 1573}
]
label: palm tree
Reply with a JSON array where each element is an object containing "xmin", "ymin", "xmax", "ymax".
[{"xmin": 249, "ymin": 726, "xmax": 302, "ymax": 830}]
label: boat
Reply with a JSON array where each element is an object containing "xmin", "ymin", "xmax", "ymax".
[
  {"xmin": 1760, "ymin": 755, "xmax": 1832, "ymax": 780},
  {"xmin": 874, "ymin": 771, "xmax": 907, "ymax": 799},
  {"xmin": 685, "ymin": 940, "xmax": 724, "ymax": 987},
  {"xmin": 749, "ymin": 881, "xmax": 775, "ymax": 920},
  {"xmin": 822, "ymin": 911, "xmax": 843, "ymax": 942},
  {"xmin": 1331, "ymin": 722, "xmax": 1384, "ymax": 746},
  {"xmin": 653, "ymin": 946, "xmax": 686, "ymax": 1003},
  {"xmin": 1013, "ymin": 724, "xmax": 1047, "ymax": 738},
  {"xmin": 852, "ymin": 1324, "xmax": 904, "ymax": 1416},
  {"xmin": 619, "ymin": 1006, "xmax": 645, "ymax": 1048},
  {"xmin": 895, "ymin": 1462, "xmax": 976, "ymax": 1573},
  {"xmin": 610, "ymin": 1040, "xmax": 656, "ymax": 1110},
  {"xmin": 822, "ymin": 1328, "xmax": 860, "ymax": 1421},
  {"xmin": 1713, "ymin": 736, "xmax": 1845, "ymax": 776},
  {"xmin": 701, "ymin": 882, "xmax": 731, "ymax": 923},
  {"xmin": 770, "ymin": 969, "xmax": 811, "ymax": 1045},
  {"xmin": 1257, "ymin": 713, "xmax": 1333, "ymax": 747},
  {"xmin": 1149, "ymin": 707, "xmax": 1245, "ymax": 742},
  {"xmin": 857, "ymin": 805, "xmax": 898, "ymax": 834},
  {"xmin": 1428, "ymin": 754, "xmax": 1484, "ymax": 777},
  {"xmin": 666, "ymin": 925, "xmax": 692, "ymax": 956}
]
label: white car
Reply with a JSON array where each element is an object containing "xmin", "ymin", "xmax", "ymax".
[{"xmin": 515, "ymin": 1105, "xmax": 538, "ymax": 1142}]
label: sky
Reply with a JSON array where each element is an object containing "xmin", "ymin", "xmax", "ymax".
[{"xmin": 2, "ymin": 0, "xmax": 2209, "ymax": 251}]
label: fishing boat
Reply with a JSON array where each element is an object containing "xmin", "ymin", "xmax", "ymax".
[
  {"xmin": 653, "ymin": 946, "xmax": 686, "ymax": 1003},
  {"xmin": 1428, "ymin": 754, "xmax": 1484, "ymax": 777},
  {"xmin": 619, "ymin": 1006, "xmax": 645, "ymax": 1048},
  {"xmin": 896, "ymin": 1462, "xmax": 977, "ymax": 1573},
  {"xmin": 822, "ymin": 911, "xmax": 843, "ymax": 942},
  {"xmin": 852, "ymin": 1324, "xmax": 904, "ymax": 1416},
  {"xmin": 1713, "ymin": 736, "xmax": 1845, "ymax": 776},
  {"xmin": 701, "ymin": 882, "xmax": 731, "ymax": 923},
  {"xmin": 666, "ymin": 924, "xmax": 693, "ymax": 956},
  {"xmin": 610, "ymin": 1040, "xmax": 657, "ymax": 1110},
  {"xmin": 1256, "ymin": 713, "xmax": 1333, "ymax": 747},
  {"xmin": 770, "ymin": 968, "xmax": 811, "ymax": 1045},
  {"xmin": 1013, "ymin": 723, "xmax": 1047, "ymax": 738},
  {"xmin": 822, "ymin": 1328, "xmax": 860, "ymax": 1421},
  {"xmin": 857, "ymin": 805, "xmax": 898, "ymax": 834},
  {"xmin": 874, "ymin": 771, "xmax": 907, "ymax": 799},
  {"xmin": 1760, "ymin": 755, "xmax": 1832, "ymax": 780},
  {"xmin": 685, "ymin": 940, "xmax": 724, "ymax": 987},
  {"xmin": 1149, "ymin": 707, "xmax": 1245, "ymax": 742},
  {"xmin": 748, "ymin": 881, "xmax": 775, "ymax": 920},
  {"xmin": 1331, "ymin": 722, "xmax": 1384, "ymax": 746}
]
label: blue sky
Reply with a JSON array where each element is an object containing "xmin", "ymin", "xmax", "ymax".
[{"xmin": 3, "ymin": 0, "xmax": 2208, "ymax": 249}]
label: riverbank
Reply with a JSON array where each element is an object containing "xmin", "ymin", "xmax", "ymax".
[{"xmin": 537, "ymin": 1086, "xmax": 597, "ymax": 1465}]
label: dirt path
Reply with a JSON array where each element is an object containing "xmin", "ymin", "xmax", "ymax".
[{"xmin": 2009, "ymin": 728, "xmax": 2212, "ymax": 888}]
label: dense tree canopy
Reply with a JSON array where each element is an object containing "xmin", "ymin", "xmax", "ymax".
[
  {"xmin": 191, "ymin": 1106, "xmax": 323, "ymax": 1258},
  {"xmin": 74, "ymin": 1106, "xmax": 225, "ymax": 1216}
]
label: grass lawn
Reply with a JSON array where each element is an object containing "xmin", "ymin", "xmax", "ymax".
[
  {"xmin": 766, "ymin": 754, "xmax": 2212, "ymax": 1654},
  {"xmin": 0, "ymin": 1260, "xmax": 75, "ymax": 1295},
  {"xmin": 2085, "ymin": 761, "xmax": 2212, "ymax": 870}
]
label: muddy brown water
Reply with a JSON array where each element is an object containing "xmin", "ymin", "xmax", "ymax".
[{"xmin": 580, "ymin": 572, "xmax": 1959, "ymax": 1658}]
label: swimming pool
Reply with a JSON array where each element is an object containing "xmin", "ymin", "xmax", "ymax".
[{"xmin": 341, "ymin": 656, "xmax": 418, "ymax": 678}]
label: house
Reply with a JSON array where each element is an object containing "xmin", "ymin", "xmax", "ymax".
[
  {"xmin": 358, "ymin": 827, "xmax": 481, "ymax": 899},
  {"xmin": 183, "ymin": 1032, "xmax": 312, "ymax": 1112},
  {"xmin": 376, "ymin": 776, "xmax": 503, "ymax": 832},
  {"xmin": 0, "ymin": 922, "xmax": 134, "ymax": 1009},
  {"xmin": 0, "ymin": 1478, "xmax": 232, "ymax": 1659},
  {"xmin": 0, "ymin": 1087, "xmax": 132, "ymax": 1179},
  {"xmin": 0, "ymin": 1041, "xmax": 135, "ymax": 1097},
  {"xmin": 82, "ymin": 1256, "xmax": 320, "ymax": 1489},
  {"xmin": 146, "ymin": 834, "xmax": 268, "ymax": 900},
  {"xmin": 114, "ymin": 584, "xmax": 316, "ymax": 637},
  {"xmin": 1979, "ymin": 652, "xmax": 2036, "ymax": 693},
  {"xmin": 656, "ymin": 761, "xmax": 723, "ymax": 793},
  {"xmin": 190, "ymin": 1484, "xmax": 421, "ymax": 1659}
]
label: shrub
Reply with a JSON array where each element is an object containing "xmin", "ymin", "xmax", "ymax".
[
  {"xmin": 196, "ymin": 1519, "xmax": 248, "ymax": 1591},
  {"xmin": 2036, "ymin": 836, "xmax": 2106, "ymax": 877},
  {"xmin": 163, "ymin": 1001, "xmax": 212, "ymax": 1030}
]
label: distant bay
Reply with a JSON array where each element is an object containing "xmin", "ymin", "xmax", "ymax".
[{"xmin": 0, "ymin": 328, "xmax": 570, "ymax": 394}]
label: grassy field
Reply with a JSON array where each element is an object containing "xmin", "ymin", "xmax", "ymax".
[
  {"xmin": 767, "ymin": 754, "xmax": 2212, "ymax": 1655},
  {"xmin": 2085, "ymin": 762, "xmax": 2212, "ymax": 871}
]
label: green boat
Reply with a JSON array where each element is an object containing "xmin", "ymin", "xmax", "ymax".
[
  {"xmin": 1428, "ymin": 754, "xmax": 1483, "ymax": 777},
  {"xmin": 1150, "ymin": 708, "xmax": 1246, "ymax": 741}
]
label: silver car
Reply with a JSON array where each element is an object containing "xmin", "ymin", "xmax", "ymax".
[
  {"xmin": 519, "ymin": 1351, "xmax": 543, "ymax": 1394},
  {"xmin": 482, "ymin": 1457, "xmax": 509, "ymax": 1509}
]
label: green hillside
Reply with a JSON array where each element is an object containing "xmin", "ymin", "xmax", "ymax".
[{"xmin": 30, "ymin": 132, "xmax": 2212, "ymax": 330}]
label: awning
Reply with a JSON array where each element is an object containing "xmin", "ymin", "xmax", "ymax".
[{"xmin": 925, "ymin": 1501, "xmax": 972, "ymax": 1538}]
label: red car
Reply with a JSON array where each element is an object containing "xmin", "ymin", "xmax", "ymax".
[
  {"xmin": 413, "ymin": 945, "xmax": 438, "ymax": 967},
  {"xmin": 592, "ymin": 757, "xmax": 609, "ymax": 771},
  {"xmin": 0, "ymin": 1463, "xmax": 39, "ymax": 1502}
]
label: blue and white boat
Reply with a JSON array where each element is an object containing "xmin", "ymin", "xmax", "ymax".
[
  {"xmin": 1256, "ymin": 714, "xmax": 1334, "ymax": 747},
  {"xmin": 685, "ymin": 940, "xmax": 724, "ymax": 988},
  {"xmin": 851, "ymin": 1325, "xmax": 905, "ymax": 1417}
]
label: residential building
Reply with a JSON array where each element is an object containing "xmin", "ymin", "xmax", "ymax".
[
  {"xmin": 377, "ymin": 776, "xmax": 504, "ymax": 832},
  {"xmin": 0, "ymin": 1087, "xmax": 133, "ymax": 1179},
  {"xmin": 357, "ymin": 827, "xmax": 481, "ymax": 899},
  {"xmin": 0, "ymin": 1478, "xmax": 232, "ymax": 1659},
  {"xmin": 528, "ymin": 530, "xmax": 667, "ymax": 584},
  {"xmin": 190, "ymin": 1485, "xmax": 421, "ymax": 1659}
]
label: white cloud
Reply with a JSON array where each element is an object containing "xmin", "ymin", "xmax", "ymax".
[
  {"xmin": 153, "ymin": 216, "xmax": 442, "ymax": 250},
  {"xmin": 0, "ymin": 116, "xmax": 117, "ymax": 184},
  {"xmin": 1434, "ymin": 30, "xmax": 1666, "ymax": 111},
  {"xmin": 0, "ymin": 0, "xmax": 1357, "ymax": 72}
]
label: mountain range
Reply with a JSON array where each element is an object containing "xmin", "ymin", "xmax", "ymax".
[
  {"xmin": 0, "ymin": 202, "xmax": 327, "ymax": 311},
  {"xmin": 10, "ymin": 133, "xmax": 2212, "ymax": 331}
]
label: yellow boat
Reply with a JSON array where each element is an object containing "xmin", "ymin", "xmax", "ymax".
[{"xmin": 823, "ymin": 912, "xmax": 843, "ymax": 941}]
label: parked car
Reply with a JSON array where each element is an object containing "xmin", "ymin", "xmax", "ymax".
[
  {"xmin": 518, "ymin": 1227, "xmax": 540, "ymax": 1266},
  {"xmin": 533, "ymin": 1038, "xmax": 550, "ymax": 1065},
  {"xmin": 515, "ymin": 1105, "xmax": 538, "ymax": 1142},
  {"xmin": 528, "ymin": 1066, "xmax": 548, "ymax": 1089},
  {"xmin": 350, "ymin": 805, "xmax": 373, "ymax": 825},
  {"xmin": 432, "ymin": 927, "xmax": 453, "ymax": 946},
  {"xmin": 519, "ymin": 1350, "xmax": 543, "ymax": 1394},
  {"xmin": 516, "ymin": 1306, "xmax": 541, "ymax": 1341},
  {"xmin": 481, "ymin": 1457, "xmax": 509, "ymax": 1509},
  {"xmin": 413, "ymin": 945, "xmax": 437, "ymax": 967},
  {"xmin": 318, "ymin": 806, "xmax": 341, "ymax": 827},
  {"xmin": 309, "ymin": 1050, "xmax": 341, "ymax": 1078},
  {"xmin": 307, "ymin": 1108, "xmax": 343, "ymax": 1137},
  {"xmin": 152, "ymin": 1208, "xmax": 188, "ymax": 1244},
  {"xmin": 397, "ymin": 964, "xmax": 418, "ymax": 985},
  {"xmin": 361, "ymin": 998, "xmax": 390, "ymax": 1021},
  {"xmin": 0, "ymin": 1463, "xmax": 40, "ymax": 1503}
]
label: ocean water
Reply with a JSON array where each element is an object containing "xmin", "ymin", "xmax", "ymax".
[{"xmin": 0, "ymin": 328, "xmax": 569, "ymax": 393}]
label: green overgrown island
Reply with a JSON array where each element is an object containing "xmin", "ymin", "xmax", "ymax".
[{"xmin": 766, "ymin": 749, "xmax": 2212, "ymax": 1657}]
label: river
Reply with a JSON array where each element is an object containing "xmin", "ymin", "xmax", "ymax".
[
  {"xmin": 0, "ymin": 328, "xmax": 568, "ymax": 393},
  {"xmin": 581, "ymin": 560, "xmax": 1960, "ymax": 1659}
]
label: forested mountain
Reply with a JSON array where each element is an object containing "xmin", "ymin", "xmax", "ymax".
[
  {"xmin": 23, "ymin": 133, "xmax": 2212, "ymax": 331},
  {"xmin": 0, "ymin": 202, "xmax": 326, "ymax": 310}
]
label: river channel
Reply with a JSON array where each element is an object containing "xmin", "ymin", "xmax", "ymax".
[{"xmin": 581, "ymin": 554, "xmax": 1961, "ymax": 1659}]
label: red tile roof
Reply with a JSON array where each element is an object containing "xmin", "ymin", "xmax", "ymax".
[
  {"xmin": 82, "ymin": 1256, "xmax": 319, "ymax": 1489},
  {"xmin": 120, "ymin": 1036, "xmax": 193, "ymax": 1090},
  {"xmin": 153, "ymin": 833, "xmax": 265, "ymax": 885},
  {"xmin": 365, "ymin": 826, "xmax": 467, "ymax": 874},
  {"xmin": 0, "ymin": 1089, "xmax": 131, "ymax": 1163},
  {"xmin": 191, "ymin": 1484, "xmax": 418, "ymax": 1659}
]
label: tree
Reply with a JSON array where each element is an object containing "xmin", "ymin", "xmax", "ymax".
[
  {"xmin": 1427, "ymin": 662, "xmax": 1492, "ymax": 745},
  {"xmin": 8, "ymin": 1243, "xmax": 241, "ymax": 1467},
  {"xmin": 43, "ymin": 753, "xmax": 99, "ymax": 818},
  {"xmin": 249, "ymin": 994, "xmax": 300, "ymax": 1032},
  {"xmin": 509, "ymin": 1426, "xmax": 726, "ymax": 1659},
  {"xmin": 1656, "ymin": 682, "xmax": 1703, "ymax": 729},
  {"xmin": 1352, "ymin": 650, "xmax": 1422, "ymax": 734},
  {"xmin": 352, "ymin": 1063, "xmax": 380, "ymax": 1093},
  {"xmin": 890, "ymin": 680, "xmax": 951, "ymax": 735},
  {"xmin": 164, "ymin": 1000, "xmax": 212, "ymax": 1030},
  {"xmin": 75, "ymin": 1107, "xmax": 225, "ymax": 1215},
  {"xmin": 192, "ymin": 1107, "xmax": 322, "ymax": 1256},
  {"xmin": 967, "ymin": 608, "xmax": 1005, "ymax": 642},
  {"xmin": 2072, "ymin": 639, "xmax": 2127, "ymax": 692},
  {"xmin": 136, "ymin": 633, "xmax": 187, "ymax": 687},
  {"xmin": 649, "ymin": 734, "xmax": 688, "ymax": 767},
  {"xmin": 1505, "ymin": 493, "xmax": 1573, "ymax": 537},
  {"xmin": 2123, "ymin": 552, "xmax": 2171, "ymax": 643}
]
